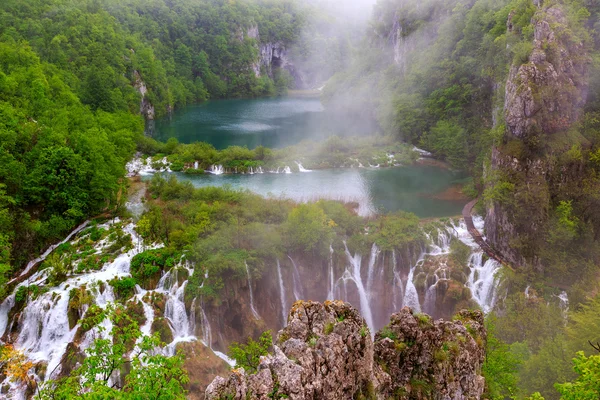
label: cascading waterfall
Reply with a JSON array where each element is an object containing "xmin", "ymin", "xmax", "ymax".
[
  {"xmin": 0, "ymin": 219, "xmax": 228, "ymax": 398},
  {"xmin": 194, "ymin": 161, "xmax": 199, "ymax": 169},
  {"xmin": 341, "ymin": 242, "xmax": 375, "ymax": 331},
  {"xmin": 209, "ymin": 164, "xmax": 224, "ymax": 175},
  {"xmin": 198, "ymin": 301, "xmax": 235, "ymax": 366},
  {"xmin": 403, "ymin": 262, "xmax": 422, "ymax": 313},
  {"xmin": 276, "ymin": 260, "xmax": 287, "ymax": 325},
  {"xmin": 466, "ymin": 253, "xmax": 501, "ymax": 313},
  {"xmin": 287, "ymin": 256, "xmax": 305, "ymax": 301},
  {"xmin": 327, "ymin": 246, "xmax": 335, "ymax": 301},
  {"xmin": 245, "ymin": 261, "xmax": 260, "ymax": 319},
  {"xmin": 283, "ymin": 166, "xmax": 292, "ymax": 174},
  {"xmin": 391, "ymin": 250, "xmax": 404, "ymax": 311},
  {"xmin": 295, "ymin": 162, "xmax": 312, "ymax": 172},
  {"xmin": 366, "ymin": 243, "xmax": 380, "ymax": 296}
]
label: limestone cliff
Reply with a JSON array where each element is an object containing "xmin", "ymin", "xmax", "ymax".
[
  {"xmin": 205, "ymin": 301, "xmax": 486, "ymax": 400},
  {"xmin": 134, "ymin": 70, "xmax": 156, "ymax": 120},
  {"xmin": 485, "ymin": 4, "xmax": 590, "ymax": 269}
]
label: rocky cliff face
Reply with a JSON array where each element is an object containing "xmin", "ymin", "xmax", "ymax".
[
  {"xmin": 485, "ymin": 5, "xmax": 590, "ymax": 269},
  {"xmin": 134, "ymin": 70, "xmax": 155, "ymax": 120},
  {"xmin": 244, "ymin": 26, "xmax": 305, "ymax": 88},
  {"xmin": 504, "ymin": 7, "xmax": 588, "ymax": 140},
  {"xmin": 205, "ymin": 301, "xmax": 486, "ymax": 400}
]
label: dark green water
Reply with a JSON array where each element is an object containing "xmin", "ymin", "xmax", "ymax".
[
  {"xmin": 154, "ymin": 97, "xmax": 468, "ymax": 217},
  {"xmin": 152, "ymin": 97, "xmax": 375, "ymax": 149}
]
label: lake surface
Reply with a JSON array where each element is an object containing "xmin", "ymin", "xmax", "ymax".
[
  {"xmin": 153, "ymin": 96, "xmax": 469, "ymax": 217},
  {"xmin": 152, "ymin": 97, "xmax": 376, "ymax": 149},
  {"xmin": 172, "ymin": 166, "xmax": 467, "ymax": 217}
]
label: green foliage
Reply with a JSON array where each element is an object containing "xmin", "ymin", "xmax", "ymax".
[
  {"xmin": 109, "ymin": 277, "xmax": 137, "ymax": 301},
  {"xmin": 37, "ymin": 306, "xmax": 188, "ymax": 399},
  {"xmin": 368, "ymin": 212, "xmax": 424, "ymax": 251},
  {"xmin": 130, "ymin": 248, "xmax": 180, "ymax": 289},
  {"xmin": 483, "ymin": 315, "xmax": 525, "ymax": 400},
  {"xmin": 555, "ymin": 352, "xmax": 600, "ymax": 400},
  {"xmin": 285, "ymin": 204, "xmax": 334, "ymax": 255},
  {"xmin": 228, "ymin": 331, "xmax": 273, "ymax": 374}
]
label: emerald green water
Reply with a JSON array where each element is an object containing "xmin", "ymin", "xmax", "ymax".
[
  {"xmin": 153, "ymin": 97, "xmax": 373, "ymax": 149},
  {"xmin": 154, "ymin": 97, "xmax": 468, "ymax": 217}
]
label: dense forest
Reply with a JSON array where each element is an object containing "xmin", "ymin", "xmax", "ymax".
[{"xmin": 1, "ymin": 0, "xmax": 600, "ymax": 398}]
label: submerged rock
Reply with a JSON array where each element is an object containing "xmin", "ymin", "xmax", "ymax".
[{"xmin": 205, "ymin": 301, "xmax": 486, "ymax": 399}]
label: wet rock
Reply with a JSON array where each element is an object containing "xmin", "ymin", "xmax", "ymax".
[{"xmin": 205, "ymin": 302, "xmax": 486, "ymax": 399}]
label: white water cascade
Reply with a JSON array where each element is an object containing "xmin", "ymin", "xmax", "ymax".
[
  {"xmin": 327, "ymin": 245, "xmax": 335, "ymax": 301},
  {"xmin": 209, "ymin": 164, "xmax": 224, "ymax": 175},
  {"xmin": 283, "ymin": 166, "xmax": 292, "ymax": 174},
  {"xmin": 287, "ymin": 256, "xmax": 305, "ymax": 301},
  {"xmin": 295, "ymin": 162, "xmax": 312, "ymax": 172},
  {"xmin": 194, "ymin": 161, "xmax": 199, "ymax": 169},
  {"xmin": 341, "ymin": 242, "xmax": 375, "ymax": 331},
  {"xmin": 0, "ymin": 219, "xmax": 242, "ymax": 398},
  {"xmin": 391, "ymin": 250, "xmax": 404, "ymax": 311},
  {"xmin": 245, "ymin": 261, "xmax": 260, "ymax": 319},
  {"xmin": 403, "ymin": 263, "xmax": 422, "ymax": 313},
  {"xmin": 198, "ymin": 301, "xmax": 235, "ymax": 366},
  {"xmin": 276, "ymin": 260, "xmax": 287, "ymax": 325}
]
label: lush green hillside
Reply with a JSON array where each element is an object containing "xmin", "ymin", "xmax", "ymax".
[{"xmin": 0, "ymin": 0, "xmax": 310, "ymax": 290}]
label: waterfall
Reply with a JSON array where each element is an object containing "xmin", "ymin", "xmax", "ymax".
[
  {"xmin": 403, "ymin": 262, "xmax": 421, "ymax": 313},
  {"xmin": 327, "ymin": 245, "xmax": 335, "ymax": 301},
  {"xmin": 466, "ymin": 252, "xmax": 501, "ymax": 313},
  {"xmin": 16, "ymin": 288, "xmax": 74, "ymax": 379},
  {"xmin": 209, "ymin": 165, "xmax": 224, "ymax": 175},
  {"xmin": 423, "ymin": 275, "xmax": 438, "ymax": 315},
  {"xmin": 194, "ymin": 161, "xmax": 199, "ymax": 169},
  {"xmin": 366, "ymin": 243, "xmax": 380, "ymax": 295},
  {"xmin": 283, "ymin": 166, "xmax": 292, "ymax": 174},
  {"xmin": 342, "ymin": 242, "xmax": 375, "ymax": 330},
  {"xmin": 287, "ymin": 256, "xmax": 305, "ymax": 301},
  {"xmin": 276, "ymin": 260, "xmax": 287, "ymax": 325},
  {"xmin": 391, "ymin": 250, "xmax": 404, "ymax": 311},
  {"xmin": 295, "ymin": 162, "xmax": 312, "ymax": 172},
  {"xmin": 245, "ymin": 262, "xmax": 260, "ymax": 319},
  {"xmin": 256, "ymin": 166, "xmax": 264, "ymax": 174},
  {"xmin": 199, "ymin": 303, "xmax": 235, "ymax": 366}
]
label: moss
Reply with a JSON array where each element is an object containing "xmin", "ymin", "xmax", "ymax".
[
  {"xmin": 109, "ymin": 277, "xmax": 137, "ymax": 301},
  {"xmin": 152, "ymin": 317, "xmax": 174, "ymax": 344},
  {"xmin": 379, "ymin": 325, "xmax": 398, "ymax": 341},
  {"xmin": 415, "ymin": 313, "xmax": 432, "ymax": 328},
  {"xmin": 125, "ymin": 299, "xmax": 147, "ymax": 327},
  {"xmin": 324, "ymin": 322, "xmax": 335, "ymax": 335},
  {"xmin": 67, "ymin": 286, "xmax": 92, "ymax": 329}
]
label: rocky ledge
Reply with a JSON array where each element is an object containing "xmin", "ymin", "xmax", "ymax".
[{"xmin": 206, "ymin": 301, "xmax": 486, "ymax": 400}]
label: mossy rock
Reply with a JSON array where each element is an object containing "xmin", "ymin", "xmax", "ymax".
[
  {"xmin": 125, "ymin": 299, "xmax": 147, "ymax": 327},
  {"xmin": 151, "ymin": 317, "xmax": 174, "ymax": 344},
  {"xmin": 68, "ymin": 286, "xmax": 92, "ymax": 330}
]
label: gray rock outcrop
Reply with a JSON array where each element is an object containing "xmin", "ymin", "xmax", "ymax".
[
  {"xmin": 205, "ymin": 301, "xmax": 486, "ymax": 400},
  {"xmin": 485, "ymin": 4, "xmax": 590, "ymax": 269}
]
